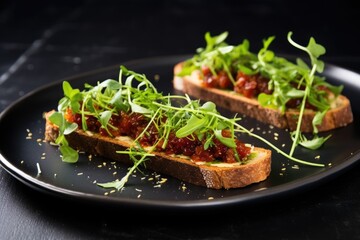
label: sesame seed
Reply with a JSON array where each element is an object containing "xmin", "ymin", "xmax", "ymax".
[{"xmin": 158, "ymin": 178, "xmax": 168, "ymax": 184}]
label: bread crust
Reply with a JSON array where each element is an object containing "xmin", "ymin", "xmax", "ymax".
[
  {"xmin": 173, "ymin": 62, "xmax": 353, "ymax": 132},
  {"xmin": 44, "ymin": 112, "xmax": 271, "ymax": 189}
]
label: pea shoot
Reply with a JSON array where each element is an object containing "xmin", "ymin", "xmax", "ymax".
[
  {"xmin": 49, "ymin": 61, "xmax": 326, "ymax": 191},
  {"xmin": 178, "ymin": 31, "xmax": 344, "ymax": 154}
]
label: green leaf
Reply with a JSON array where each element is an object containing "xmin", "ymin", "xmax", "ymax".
[
  {"xmin": 200, "ymin": 101, "xmax": 216, "ymax": 111},
  {"xmin": 312, "ymin": 110, "xmax": 327, "ymax": 134},
  {"xmin": 63, "ymin": 81, "xmax": 81, "ymax": 100},
  {"xmin": 214, "ymin": 129, "xmax": 236, "ymax": 148},
  {"xmin": 176, "ymin": 115, "xmax": 207, "ymax": 138},
  {"xmin": 218, "ymin": 46, "xmax": 234, "ymax": 55},
  {"xmin": 258, "ymin": 93, "xmax": 277, "ymax": 109},
  {"xmin": 62, "ymin": 81, "xmax": 73, "ymax": 98},
  {"xmin": 99, "ymin": 110, "xmax": 112, "ymax": 127},
  {"xmin": 205, "ymin": 31, "xmax": 228, "ymax": 51},
  {"xmin": 48, "ymin": 111, "xmax": 64, "ymax": 128},
  {"xmin": 64, "ymin": 122, "xmax": 78, "ymax": 135},
  {"xmin": 286, "ymin": 88, "xmax": 305, "ymax": 98},
  {"xmin": 60, "ymin": 145, "xmax": 79, "ymax": 163},
  {"xmin": 97, "ymin": 180, "xmax": 122, "ymax": 189},
  {"xmin": 298, "ymin": 134, "xmax": 331, "ymax": 150},
  {"xmin": 307, "ymin": 37, "xmax": 326, "ymax": 58}
]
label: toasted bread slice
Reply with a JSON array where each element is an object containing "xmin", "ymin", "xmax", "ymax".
[
  {"xmin": 44, "ymin": 111, "xmax": 271, "ymax": 189},
  {"xmin": 174, "ymin": 62, "xmax": 353, "ymax": 132}
]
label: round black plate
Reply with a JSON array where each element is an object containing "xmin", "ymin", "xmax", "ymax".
[{"xmin": 1, "ymin": 55, "xmax": 360, "ymax": 209}]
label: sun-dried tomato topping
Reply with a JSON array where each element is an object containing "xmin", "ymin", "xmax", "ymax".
[
  {"xmin": 202, "ymin": 67, "xmax": 232, "ymax": 90},
  {"xmin": 234, "ymin": 72, "xmax": 273, "ymax": 98},
  {"xmin": 200, "ymin": 67, "xmax": 325, "ymax": 110},
  {"xmin": 65, "ymin": 107, "xmax": 251, "ymax": 163},
  {"xmin": 201, "ymin": 67, "xmax": 273, "ymax": 98}
]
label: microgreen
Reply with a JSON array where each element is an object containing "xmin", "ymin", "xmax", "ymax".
[
  {"xmin": 49, "ymin": 60, "xmax": 328, "ymax": 191},
  {"xmin": 177, "ymin": 31, "xmax": 344, "ymax": 153}
]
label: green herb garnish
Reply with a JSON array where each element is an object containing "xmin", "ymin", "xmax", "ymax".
[
  {"xmin": 50, "ymin": 61, "xmax": 326, "ymax": 191},
  {"xmin": 178, "ymin": 31, "xmax": 343, "ymax": 153}
]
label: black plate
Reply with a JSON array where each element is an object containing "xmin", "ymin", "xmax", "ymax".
[{"xmin": 1, "ymin": 55, "xmax": 360, "ymax": 209}]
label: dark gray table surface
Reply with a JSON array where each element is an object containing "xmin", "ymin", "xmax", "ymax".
[{"xmin": 1, "ymin": 0, "xmax": 360, "ymax": 239}]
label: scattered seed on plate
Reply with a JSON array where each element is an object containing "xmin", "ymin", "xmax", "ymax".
[
  {"xmin": 36, "ymin": 162, "xmax": 41, "ymax": 175},
  {"xmin": 158, "ymin": 178, "xmax": 167, "ymax": 184},
  {"xmin": 291, "ymin": 165, "xmax": 299, "ymax": 170}
]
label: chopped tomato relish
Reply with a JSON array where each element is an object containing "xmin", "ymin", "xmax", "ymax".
[
  {"xmin": 201, "ymin": 66, "xmax": 273, "ymax": 98},
  {"xmin": 200, "ymin": 66, "xmax": 324, "ymax": 110},
  {"xmin": 64, "ymin": 108, "xmax": 251, "ymax": 163}
]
